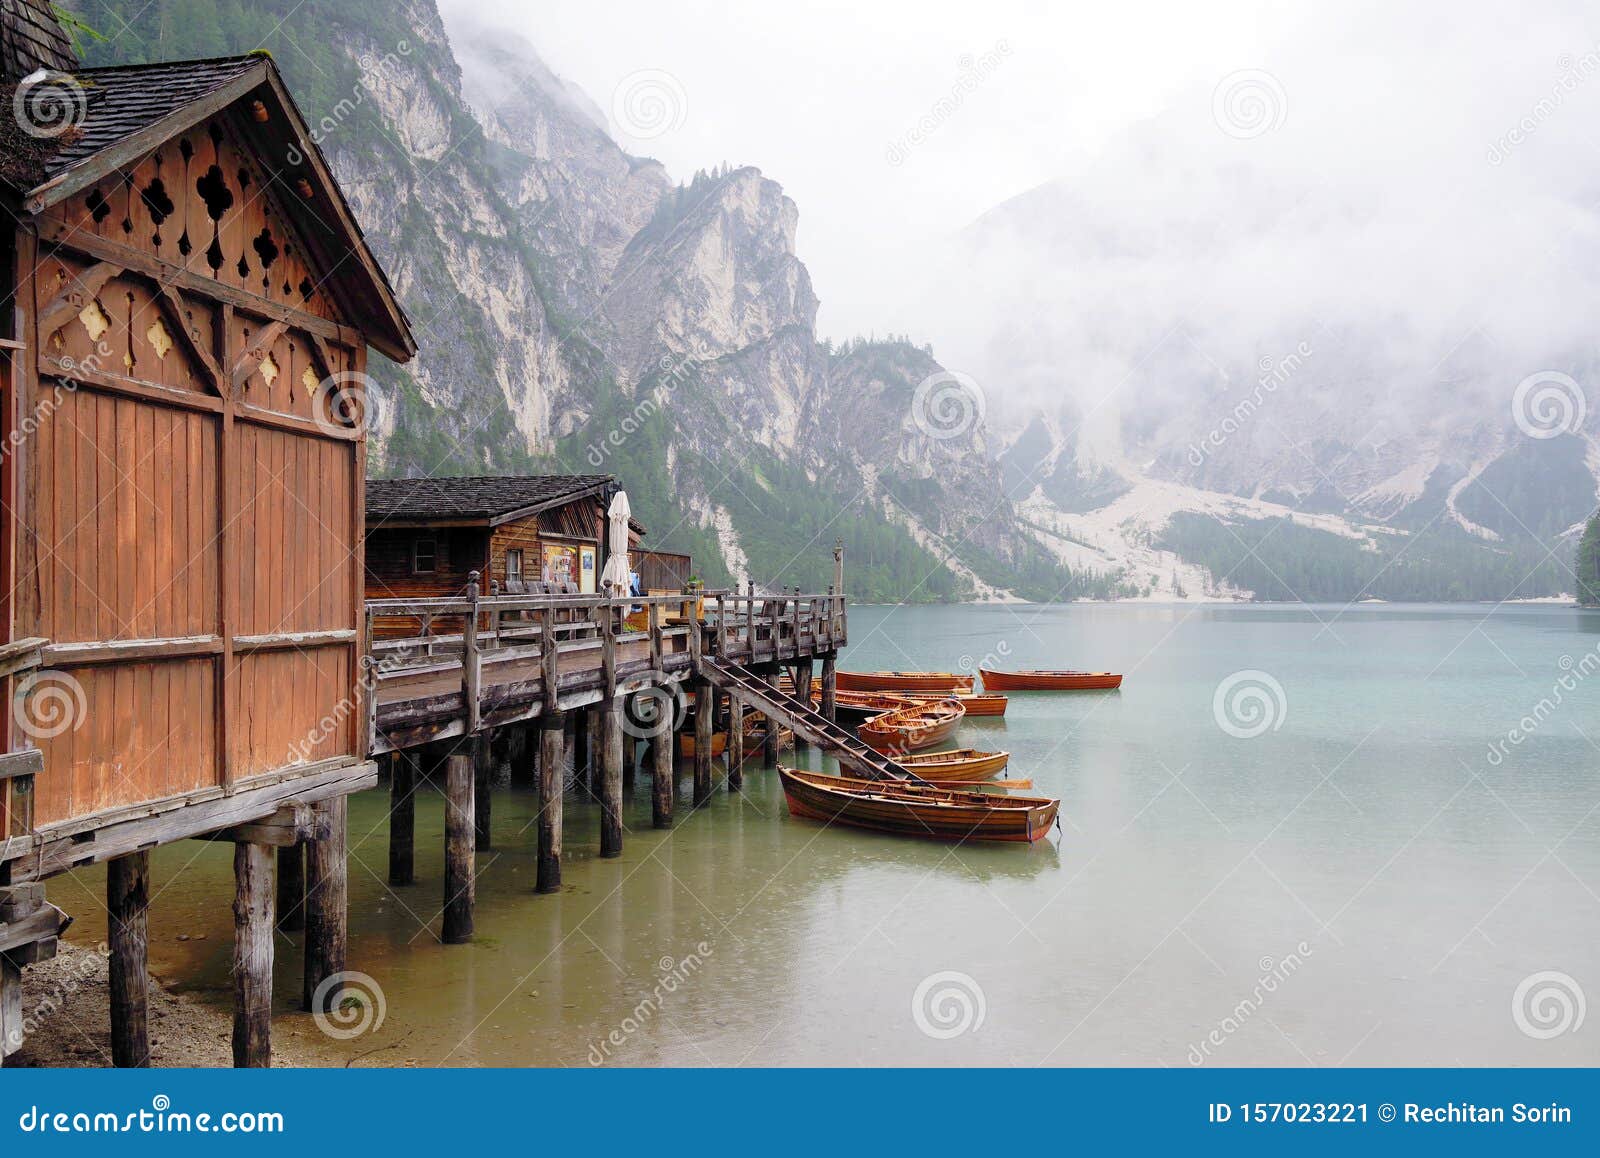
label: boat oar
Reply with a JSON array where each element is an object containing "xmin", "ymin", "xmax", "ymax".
[{"xmin": 919, "ymin": 777, "xmax": 1034, "ymax": 791}]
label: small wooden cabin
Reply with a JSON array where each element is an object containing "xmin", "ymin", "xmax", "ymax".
[
  {"xmin": 1, "ymin": 1, "xmax": 413, "ymax": 1066},
  {"xmin": 365, "ymin": 475, "xmax": 653, "ymax": 600}
]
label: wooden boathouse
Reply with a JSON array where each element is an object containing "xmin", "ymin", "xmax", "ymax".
[{"xmin": 1, "ymin": 2, "xmax": 414, "ymax": 1068}]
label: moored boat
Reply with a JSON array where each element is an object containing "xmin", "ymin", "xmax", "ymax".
[
  {"xmin": 836, "ymin": 670, "xmax": 975, "ymax": 694},
  {"xmin": 810, "ymin": 688, "xmax": 918, "ymax": 724},
  {"xmin": 678, "ymin": 732, "xmax": 727, "ymax": 759},
  {"xmin": 979, "ymin": 667, "xmax": 1123, "ymax": 691},
  {"xmin": 858, "ymin": 699, "xmax": 965, "ymax": 752},
  {"xmin": 893, "ymin": 747, "xmax": 1011, "ymax": 781},
  {"xmin": 900, "ymin": 691, "xmax": 1008, "ymax": 716},
  {"xmin": 778, "ymin": 768, "xmax": 1059, "ymax": 843}
]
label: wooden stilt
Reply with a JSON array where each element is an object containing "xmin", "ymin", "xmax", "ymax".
[
  {"xmin": 693, "ymin": 679, "xmax": 714, "ymax": 806},
  {"xmin": 622, "ymin": 734, "xmax": 638, "ymax": 795},
  {"xmin": 728, "ymin": 694, "xmax": 745, "ymax": 791},
  {"xmin": 474, "ymin": 732, "xmax": 493, "ymax": 851},
  {"xmin": 443, "ymin": 752, "xmax": 475, "ymax": 942},
  {"xmin": 537, "ymin": 715, "xmax": 565, "ymax": 893},
  {"xmin": 231, "ymin": 841, "xmax": 275, "ymax": 1068},
  {"xmin": 303, "ymin": 795, "xmax": 348, "ymax": 1013},
  {"xmin": 107, "ymin": 852, "xmax": 151, "ymax": 1068},
  {"xmin": 763, "ymin": 666, "xmax": 782, "ymax": 764},
  {"xmin": 389, "ymin": 751, "xmax": 415, "ymax": 886},
  {"xmin": 650, "ymin": 712, "xmax": 674, "ymax": 829},
  {"xmin": 820, "ymin": 653, "xmax": 838, "ymax": 722},
  {"xmin": 276, "ymin": 844, "xmax": 304, "ymax": 932},
  {"xmin": 600, "ymin": 705, "xmax": 624, "ymax": 858}
]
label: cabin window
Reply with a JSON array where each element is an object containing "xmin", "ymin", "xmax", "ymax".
[
  {"xmin": 506, "ymin": 549, "xmax": 524, "ymax": 584},
  {"xmin": 413, "ymin": 538, "xmax": 437, "ymax": 574}
]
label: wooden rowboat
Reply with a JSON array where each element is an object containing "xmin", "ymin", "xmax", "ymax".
[
  {"xmin": 836, "ymin": 670, "xmax": 975, "ymax": 694},
  {"xmin": 810, "ymin": 688, "xmax": 917, "ymax": 724},
  {"xmin": 900, "ymin": 691, "xmax": 1008, "ymax": 716},
  {"xmin": 779, "ymin": 768, "xmax": 1059, "ymax": 843},
  {"xmin": 678, "ymin": 732, "xmax": 727, "ymax": 759},
  {"xmin": 979, "ymin": 667, "xmax": 1123, "ymax": 691},
  {"xmin": 858, "ymin": 699, "xmax": 965, "ymax": 753},
  {"xmin": 893, "ymin": 747, "xmax": 1011, "ymax": 781}
]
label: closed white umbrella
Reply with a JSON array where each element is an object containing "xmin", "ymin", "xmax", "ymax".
[{"xmin": 601, "ymin": 490, "xmax": 632, "ymax": 594}]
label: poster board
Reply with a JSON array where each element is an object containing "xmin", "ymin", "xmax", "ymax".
[
  {"xmin": 579, "ymin": 545, "xmax": 597, "ymax": 594},
  {"xmin": 541, "ymin": 542, "xmax": 579, "ymax": 589}
]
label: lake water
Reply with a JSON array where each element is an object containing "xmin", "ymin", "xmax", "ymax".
[{"xmin": 51, "ymin": 603, "xmax": 1600, "ymax": 1066}]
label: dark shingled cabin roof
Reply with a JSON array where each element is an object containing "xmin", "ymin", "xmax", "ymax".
[
  {"xmin": 367, "ymin": 475, "xmax": 624, "ymax": 527},
  {"xmin": 0, "ymin": 0, "xmax": 73, "ymax": 81}
]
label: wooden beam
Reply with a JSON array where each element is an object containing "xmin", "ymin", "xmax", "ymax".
[
  {"xmin": 198, "ymin": 801, "xmax": 329, "ymax": 847},
  {"xmin": 231, "ymin": 842, "xmax": 274, "ymax": 1068},
  {"xmin": 728, "ymin": 695, "xmax": 744, "ymax": 792},
  {"xmin": 599, "ymin": 705, "xmax": 623, "ymax": 858},
  {"xmin": 763, "ymin": 667, "xmax": 782, "ymax": 765},
  {"xmin": 650, "ymin": 707, "xmax": 674, "ymax": 830},
  {"xmin": 107, "ymin": 852, "xmax": 151, "ymax": 1068},
  {"xmin": 537, "ymin": 715, "xmax": 564, "ymax": 893},
  {"xmin": 13, "ymin": 759, "xmax": 377, "ymax": 882},
  {"xmin": 302, "ymin": 797, "xmax": 347, "ymax": 1015},
  {"xmin": 36, "ymin": 260, "xmax": 119, "ymax": 335},
  {"xmin": 442, "ymin": 753, "xmax": 474, "ymax": 942},
  {"xmin": 693, "ymin": 679, "xmax": 713, "ymax": 807},
  {"xmin": 821, "ymin": 654, "xmax": 838, "ymax": 723}
]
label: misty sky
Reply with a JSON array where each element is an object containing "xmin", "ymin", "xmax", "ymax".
[{"xmin": 439, "ymin": 0, "xmax": 1600, "ymax": 435}]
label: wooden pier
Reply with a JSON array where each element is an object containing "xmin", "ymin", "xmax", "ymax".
[{"xmin": 364, "ymin": 545, "xmax": 892, "ymax": 943}]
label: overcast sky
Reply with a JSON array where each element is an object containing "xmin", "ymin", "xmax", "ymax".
[{"xmin": 438, "ymin": 0, "xmax": 1600, "ymax": 388}]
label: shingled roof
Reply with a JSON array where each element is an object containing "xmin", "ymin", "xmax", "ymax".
[
  {"xmin": 367, "ymin": 475, "xmax": 621, "ymax": 527},
  {"xmin": 0, "ymin": 29, "xmax": 415, "ymax": 361},
  {"xmin": 0, "ymin": 0, "xmax": 74, "ymax": 81}
]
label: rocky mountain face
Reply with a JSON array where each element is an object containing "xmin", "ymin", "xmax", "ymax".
[{"xmin": 78, "ymin": 0, "xmax": 1059, "ymax": 601}]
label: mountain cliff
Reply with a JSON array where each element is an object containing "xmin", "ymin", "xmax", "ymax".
[{"xmin": 72, "ymin": 0, "xmax": 1083, "ymax": 601}]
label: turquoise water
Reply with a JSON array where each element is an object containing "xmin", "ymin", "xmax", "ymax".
[{"xmin": 53, "ymin": 602, "xmax": 1600, "ymax": 1066}]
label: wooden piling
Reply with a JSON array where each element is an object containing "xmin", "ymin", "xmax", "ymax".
[
  {"xmin": 728, "ymin": 694, "xmax": 745, "ymax": 791},
  {"xmin": 600, "ymin": 705, "xmax": 624, "ymax": 858},
  {"xmin": 693, "ymin": 679, "xmax": 714, "ymax": 806},
  {"xmin": 572, "ymin": 709, "xmax": 590, "ymax": 788},
  {"xmin": 107, "ymin": 851, "xmax": 151, "ymax": 1068},
  {"xmin": 276, "ymin": 844, "xmax": 304, "ymax": 932},
  {"xmin": 820, "ymin": 653, "xmax": 838, "ymax": 722},
  {"xmin": 763, "ymin": 666, "xmax": 782, "ymax": 764},
  {"xmin": 231, "ymin": 841, "xmax": 275, "ymax": 1068},
  {"xmin": 0, "ymin": 955, "xmax": 20, "ymax": 1067},
  {"xmin": 507, "ymin": 726, "xmax": 532, "ymax": 789},
  {"xmin": 537, "ymin": 715, "xmax": 565, "ymax": 893},
  {"xmin": 443, "ymin": 752, "xmax": 476, "ymax": 942},
  {"xmin": 651, "ymin": 708, "xmax": 674, "ymax": 829},
  {"xmin": 389, "ymin": 751, "xmax": 416, "ymax": 886},
  {"xmin": 303, "ymin": 796, "xmax": 348, "ymax": 1014},
  {"xmin": 474, "ymin": 732, "xmax": 493, "ymax": 851}
]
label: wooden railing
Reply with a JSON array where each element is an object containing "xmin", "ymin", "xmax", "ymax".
[{"xmin": 364, "ymin": 574, "xmax": 847, "ymax": 752}]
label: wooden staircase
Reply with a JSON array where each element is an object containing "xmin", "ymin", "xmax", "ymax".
[{"xmin": 698, "ymin": 657, "xmax": 926, "ymax": 783}]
